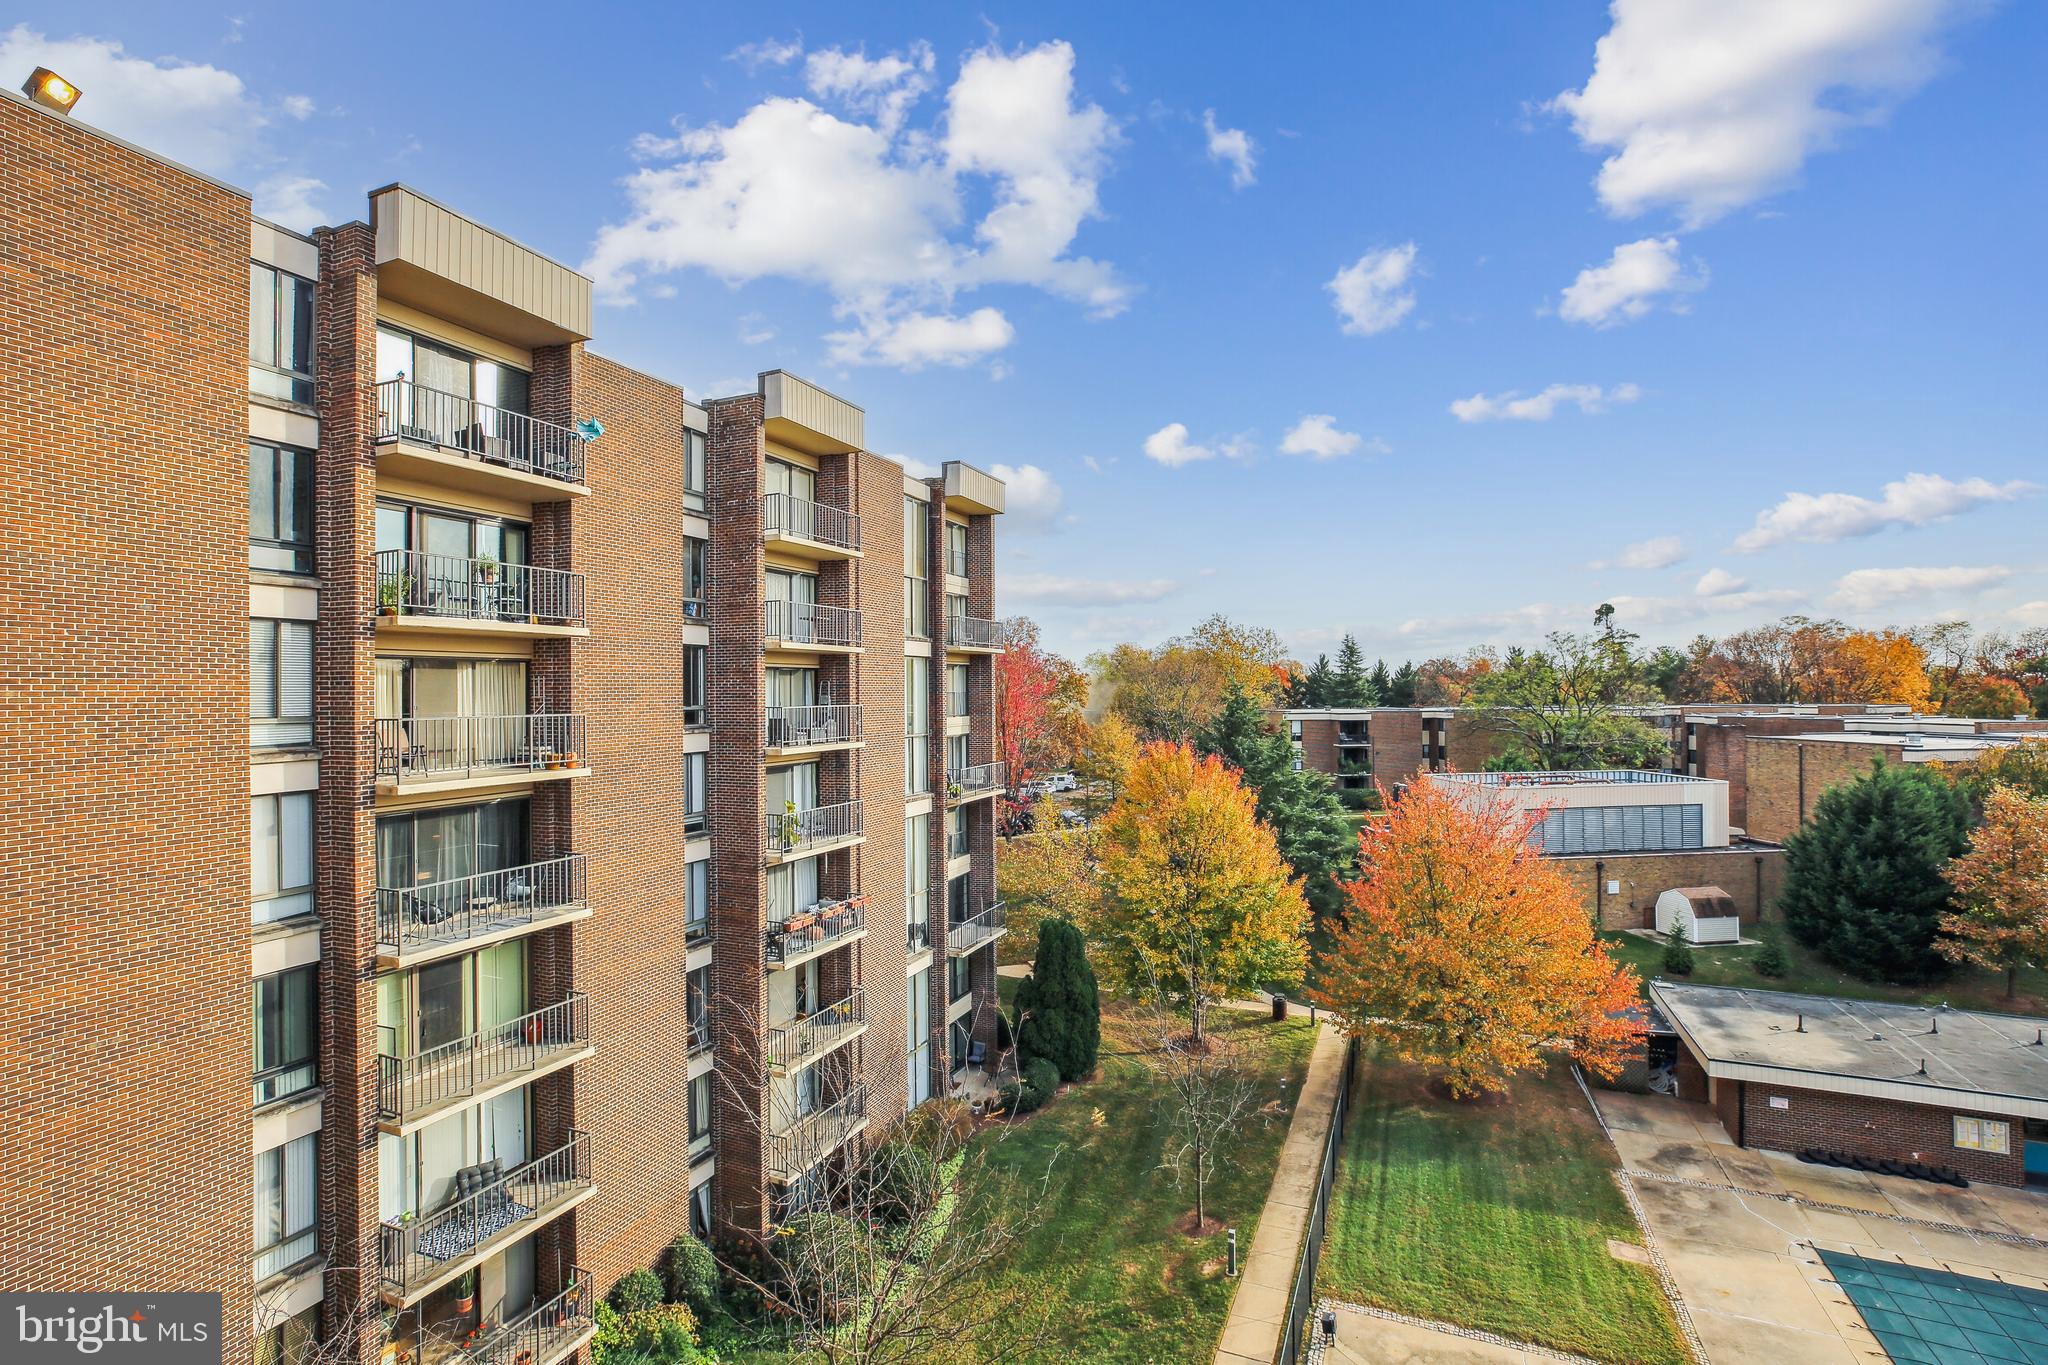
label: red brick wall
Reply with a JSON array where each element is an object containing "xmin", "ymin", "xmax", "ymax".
[
  {"xmin": 1690, "ymin": 717, "xmax": 1844, "ymax": 829},
  {"xmin": 0, "ymin": 96, "xmax": 254, "ymax": 1354},
  {"xmin": 1298, "ymin": 718, "xmax": 1338, "ymax": 777},
  {"xmin": 1547, "ymin": 846, "xmax": 1786, "ymax": 930},
  {"xmin": 1736, "ymin": 1080, "xmax": 2027, "ymax": 1188},
  {"xmin": 1745, "ymin": 737, "xmax": 1897, "ymax": 842}
]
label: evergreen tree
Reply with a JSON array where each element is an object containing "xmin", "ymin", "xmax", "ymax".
[
  {"xmin": 1369, "ymin": 659, "xmax": 1393, "ymax": 703},
  {"xmin": 1196, "ymin": 685, "xmax": 1358, "ymax": 920},
  {"xmin": 1298, "ymin": 654, "xmax": 1335, "ymax": 706},
  {"xmin": 1013, "ymin": 917, "xmax": 1100, "ymax": 1082},
  {"xmin": 1781, "ymin": 759, "xmax": 1971, "ymax": 984},
  {"xmin": 1331, "ymin": 634, "xmax": 1375, "ymax": 706},
  {"xmin": 1386, "ymin": 661, "xmax": 1420, "ymax": 707}
]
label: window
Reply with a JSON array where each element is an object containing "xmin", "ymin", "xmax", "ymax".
[
  {"xmin": 947, "ymin": 806, "xmax": 968, "ymax": 859},
  {"xmin": 690, "ymin": 1175, "xmax": 714, "ymax": 1237},
  {"xmin": 254, "ymin": 1303, "xmax": 319, "ymax": 1365},
  {"xmin": 250, "ymin": 442, "xmax": 314, "ymax": 574},
  {"xmin": 683, "ymin": 429, "xmax": 707, "ymax": 513},
  {"xmin": 1953, "ymin": 1116, "xmax": 2011, "ymax": 1154},
  {"xmin": 251, "ymin": 619, "xmax": 314, "ymax": 746},
  {"xmin": 254, "ymin": 965, "xmax": 318, "ymax": 1106},
  {"xmin": 906, "ymin": 813, "xmax": 930, "ymax": 945},
  {"xmin": 375, "ymin": 324, "xmax": 530, "ymax": 413},
  {"xmin": 948, "ymin": 872, "xmax": 971, "ymax": 927},
  {"xmin": 253, "ymin": 1133, "xmax": 318, "ymax": 1279},
  {"xmin": 946, "ymin": 593, "xmax": 970, "ymax": 630},
  {"xmin": 948, "ymin": 734, "xmax": 971, "ymax": 780},
  {"xmin": 249, "ymin": 263, "xmax": 314, "ymax": 404},
  {"xmin": 946, "ymin": 521, "xmax": 969, "ymax": 578},
  {"xmin": 375, "ymin": 798, "xmax": 531, "ymax": 899},
  {"xmin": 252, "ymin": 793, "xmax": 314, "ymax": 925},
  {"xmin": 685, "ymin": 859, "xmax": 709, "ymax": 940},
  {"xmin": 687, "ymin": 965, "xmax": 711, "ymax": 1052},
  {"xmin": 946, "ymin": 664, "xmax": 969, "ymax": 718},
  {"xmin": 949, "ymin": 955, "xmax": 972, "ymax": 1004},
  {"xmin": 1290, "ymin": 719, "xmax": 1303, "ymax": 741},
  {"xmin": 690, "ymin": 1072, "xmax": 713, "ymax": 1151},
  {"xmin": 684, "ymin": 536, "xmax": 709, "ymax": 619},
  {"xmin": 1534, "ymin": 803, "xmax": 1704, "ymax": 856},
  {"xmin": 907, "ymin": 967, "xmax": 932, "ymax": 1107},
  {"xmin": 905, "ymin": 657, "xmax": 931, "ymax": 795},
  {"xmin": 903, "ymin": 497, "xmax": 929, "ymax": 639},
  {"xmin": 683, "ymin": 751, "xmax": 707, "ymax": 832},
  {"xmin": 683, "ymin": 645, "xmax": 707, "ymax": 727}
]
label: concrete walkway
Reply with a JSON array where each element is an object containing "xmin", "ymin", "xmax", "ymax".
[{"xmin": 1215, "ymin": 1018, "xmax": 1348, "ymax": 1365}]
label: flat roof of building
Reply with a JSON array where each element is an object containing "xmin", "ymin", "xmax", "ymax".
[
  {"xmin": 1649, "ymin": 981, "xmax": 2048, "ymax": 1119},
  {"xmin": 1752, "ymin": 731, "xmax": 2023, "ymax": 761},
  {"xmin": 1436, "ymin": 769, "xmax": 1717, "ymax": 788}
]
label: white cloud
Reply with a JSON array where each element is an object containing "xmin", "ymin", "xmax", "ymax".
[
  {"xmin": 1694, "ymin": 568, "xmax": 1750, "ymax": 597},
  {"xmin": 804, "ymin": 42, "xmax": 934, "ymax": 137},
  {"xmin": 882, "ymin": 453, "xmax": 942, "ymax": 479},
  {"xmin": 1551, "ymin": 0, "xmax": 1966, "ymax": 227},
  {"xmin": 729, "ymin": 36, "xmax": 803, "ymax": 71},
  {"xmin": 826, "ymin": 307, "xmax": 1015, "ymax": 369},
  {"xmin": 1081, "ymin": 455, "xmax": 1105, "ymax": 475},
  {"xmin": 1142, "ymin": 423, "xmax": 1213, "ymax": 468},
  {"xmin": 2009, "ymin": 601, "xmax": 2048, "ymax": 628},
  {"xmin": 1008, "ymin": 573, "xmax": 1182, "ymax": 606},
  {"xmin": 281, "ymin": 94, "xmax": 314, "ymax": 120},
  {"xmin": 738, "ymin": 313, "xmax": 776, "ymax": 345},
  {"xmin": 254, "ymin": 175, "xmax": 329, "ymax": 233},
  {"xmin": 1592, "ymin": 536, "xmax": 1688, "ymax": 571},
  {"xmin": 590, "ymin": 41, "xmax": 1126, "ymax": 368},
  {"xmin": 988, "ymin": 462, "xmax": 1064, "ymax": 529},
  {"xmin": 1734, "ymin": 472, "xmax": 2037, "ymax": 553},
  {"xmin": 1279, "ymin": 414, "xmax": 1384, "ymax": 460},
  {"xmin": 1201, "ymin": 109, "xmax": 1256, "ymax": 189},
  {"xmin": 1328, "ymin": 243, "xmax": 1418, "ymax": 336},
  {"xmin": 1558, "ymin": 237, "xmax": 1706, "ymax": 327},
  {"xmin": 1830, "ymin": 565, "xmax": 2013, "ymax": 610},
  {"xmin": 1450, "ymin": 381, "xmax": 1642, "ymax": 422}
]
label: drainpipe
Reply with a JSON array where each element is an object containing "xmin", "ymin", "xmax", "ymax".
[
  {"xmin": 1594, "ymin": 860, "xmax": 1604, "ymax": 928},
  {"xmin": 1737, "ymin": 1080, "xmax": 1746, "ymax": 1147},
  {"xmin": 1753, "ymin": 855, "xmax": 1764, "ymax": 926}
]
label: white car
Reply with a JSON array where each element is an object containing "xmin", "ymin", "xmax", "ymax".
[{"xmin": 1041, "ymin": 771, "xmax": 1078, "ymax": 792}]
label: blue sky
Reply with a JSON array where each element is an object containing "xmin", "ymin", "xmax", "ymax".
[{"xmin": 13, "ymin": 2, "xmax": 2045, "ymax": 664}]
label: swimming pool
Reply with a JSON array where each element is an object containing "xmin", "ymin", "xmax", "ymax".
[{"xmin": 1818, "ymin": 1249, "xmax": 2048, "ymax": 1364}]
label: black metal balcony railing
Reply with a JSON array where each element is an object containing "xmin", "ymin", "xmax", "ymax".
[
  {"xmin": 767, "ymin": 989, "xmax": 867, "ymax": 1072},
  {"xmin": 766, "ymin": 897, "xmax": 867, "ymax": 966},
  {"xmin": 763, "ymin": 493, "xmax": 861, "ymax": 553},
  {"xmin": 376, "ymin": 993, "xmax": 590, "ymax": 1124},
  {"xmin": 765, "ymin": 798, "xmax": 864, "ymax": 856},
  {"xmin": 948, "ymin": 761, "xmax": 1005, "ymax": 796},
  {"xmin": 766, "ymin": 704, "xmax": 862, "ymax": 749},
  {"xmin": 375, "ymin": 549, "xmax": 586, "ymax": 628},
  {"xmin": 379, "ymin": 1132, "xmax": 592, "ymax": 1298},
  {"xmin": 376, "ymin": 855, "xmax": 587, "ymax": 957},
  {"xmin": 768, "ymin": 1085, "xmax": 869, "ymax": 1184},
  {"xmin": 947, "ymin": 901, "xmax": 1007, "ymax": 956},
  {"xmin": 763, "ymin": 600, "xmax": 862, "ymax": 649},
  {"xmin": 374, "ymin": 714, "xmax": 587, "ymax": 783},
  {"xmin": 947, "ymin": 615, "xmax": 1001, "ymax": 649},
  {"xmin": 458, "ymin": 1268, "xmax": 594, "ymax": 1365},
  {"xmin": 377, "ymin": 378, "xmax": 586, "ymax": 487}
]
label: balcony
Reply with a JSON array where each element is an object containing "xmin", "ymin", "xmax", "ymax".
[
  {"xmin": 375, "ymin": 378, "xmax": 590, "ymax": 500},
  {"xmin": 376, "ymin": 993, "xmax": 593, "ymax": 1134},
  {"xmin": 376, "ymin": 856, "xmax": 590, "ymax": 970},
  {"xmin": 767, "ymin": 1085, "xmax": 870, "ymax": 1185},
  {"xmin": 947, "ymin": 901, "xmax": 1007, "ymax": 957},
  {"xmin": 375, "ymin": 714, "xmax": 588, "ymax": 794},
  {"xmin": 766, "ymin": 896, "xmax": 869, "ymax": 970},
  {"xmin": 763, "ymin": 600, "xmax": 862, "ymax": 653},
  {"xmin": 762, "ymin": 492, "xmax": 861, "ymax": 560},
  {"xmin": 947, "ymin": 762, "xmax": 1005, "ymax": 803},
  {"xmin": 766, "ymin": 989, "xmax": 869, "ymax": 1074},
  {"xmin": 456, "ymin": 1269, "xmax": 595, "ymax": 1365},
  {"xmin": 946, "ymin": 614, "xmax": 1001, "ymax": 654},
  {"xmin": 764, "ymin": 799, "xmax": 864, "ymax": 861},
  {"xmin": 765, "ymin": 704, "xmax": 863, "ymax": 758},
  {"xmin": 375, "ymin": 550, "xmax": 587, "ymax": 637},
  {"xmin": 379, "ymin": 1132, "xmax": 594, "ymax": 1306}
]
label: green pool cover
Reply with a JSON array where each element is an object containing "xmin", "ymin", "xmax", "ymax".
[{"xmin": 1819, "ymin": 1249, "xmax": 2048, "ymax": 1364}]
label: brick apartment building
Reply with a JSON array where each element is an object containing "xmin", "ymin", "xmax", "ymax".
[{"xmin": 0, "ymin": 89, "xmax": 1009, "ymax": 1365}]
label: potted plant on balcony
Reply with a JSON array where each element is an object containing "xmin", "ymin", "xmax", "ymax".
[
  {"xmin": 379, "ymin": 576, "xmax": 410, "ymax": 617},
  {"xmin": 559, "ymin": 751, "xmax": 579, "ymax": 769},
  {"xmin": 455, "ymin": 1270, "xmax": 477, "ymax": 1315},
  {"xmin": 947, "ymin": 782, "xmax": 963, "ymax": 800},
  {"xmin": 780, "ymin": 799, "xmax": 803, "ymax": 850},
  {"xmin": 475, "ymin": 551, "xmax": 499, "ymax": 584}
]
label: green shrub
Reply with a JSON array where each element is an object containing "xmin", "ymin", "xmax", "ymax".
[
  {"xmin": 1013, "ymin": 918, "xmax": 1100, "ymax": 1082},
  {"xmin": 899, "ymin": 1096, "xmax": 975, "ymax": 1159},
  {"xmin": 999, "ymin": 1056, "xmax": 1062, "ymax": 1115},
  {"xmin": 660, "ymin": 1235, "xmax": 719, "ymax": 1316},
  {"xmin": 994, "ymin": 1010, "xmax": 1014, "ymax": 1054},
  {"xmin": 1754, "ymin": 931, "xmax": 1789, "ymax": 978},
  {"xmin": 1024, "ymin": 1055, "xmax": 1060, "ymax": 1099},
  {"xmin": 610, "ymin": 1267, "xmax": 664, "ymax": 1316},
  {"xmin": 1662, "ymin": 927, "xmax": 1695, "ymax": 977},
  {"xmin": 775, "ymin": 1212, "xmax": 873, "ymax": 1323},
  {"xmin": 867, "ymin": 1140, "xmax": 939, "ymax": 1225}
]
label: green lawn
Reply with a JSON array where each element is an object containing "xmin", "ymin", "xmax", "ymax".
[
  {"xmin": 1600, "ymin": 930, "xmax": 2048, "ymax": 1016},
  {"xmin": 963, "ymin": 1001, "xmax": 1318, "ymax": 1363},
  {"xmin": 1317, "ymin": 1056, "xmax": 1688, "ymax": 1365}
]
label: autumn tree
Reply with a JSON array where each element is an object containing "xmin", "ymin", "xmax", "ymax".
[
  {"xmin": 1090, "ymin": 742, "xmax": 1310, "ymax": 1045},
  {"xmin": 994, "ymin": 618, "xmax": 1086, "ymax": 786},
  {"xmin": 1943, "ymin": 674, "xmax": 2032, "ymax": 720},
  {"xmin": 1310, "ymin": 776, "xmax": 1640, "ymax": 1097},
  {"xmin": 1073, "ymin": 712, "xmax": 1140, "ymax": 818},
  {"xmin": 1943, "ymin": 736, "xmax": 2048, "ymax": 809},
  {"xmin": 1466, "ymin": 618, "xmax": 1666, "ymax": 769},
  {"xmin": 996, "ymin": 797, "xmax": 1098, "ymax": 961},
  {"xmin": 1089, "ymin": 614, "xmax": 1288, "ymax": 742},
  {"xmin": 1196, "ymin": 684, "xmax": 1357, "ymax": 920},
  {"xmin": 1938, "ymin": 785, "xmax": 2048, "ymax": 997}
]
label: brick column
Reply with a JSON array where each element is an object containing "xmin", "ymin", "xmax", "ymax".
[{"xmin": 312, "ymin": 221, "xmax": 384, "ymax": 1365}]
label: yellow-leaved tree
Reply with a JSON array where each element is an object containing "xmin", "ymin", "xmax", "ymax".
[
  {"xmin": 1939, "ymin": 784, "xmax": 2048, "ymax": 998},
  {"xmin": 1310, "ymin": 776, "xmax": 1641, "ymax": 1097},
  {"xmin": 1089, "ymin": 742, "xmax": 1309, "ymax": 1044}
]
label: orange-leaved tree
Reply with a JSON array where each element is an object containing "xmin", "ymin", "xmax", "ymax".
[
  {"xmin": 1310, "ymin": 776, "xmax": 1641, "ymax": 1097},
  {"xmin": 1939, "ymin": 784, "xmax": 2048, "ymax": 997},
  {"xmin": 1091, "ymin": 742, "xmax": 1309, "ymax": 1044}
]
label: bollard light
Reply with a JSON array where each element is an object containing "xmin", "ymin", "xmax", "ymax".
[
  {"xmin": 1227, "ymin": 1227, "xmax": 1237, "ymax": 1276},
  {"xmin": 22, "ymin": 67, "xmax": 81, "ymax": 114}
]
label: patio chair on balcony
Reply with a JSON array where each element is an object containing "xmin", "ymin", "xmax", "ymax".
[{"xmin": 413, "ymin": 1159, "xmax": 532, "ymax": 1263}]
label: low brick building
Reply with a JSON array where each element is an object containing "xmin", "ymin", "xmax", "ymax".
[
  {"xmin": 1744, "ymin": 723, "xmax": 2048, "ymax": 842},
  {"xmin": 1652, "ymin": 982, "xmax": 2048, "ymax": 1190}
]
